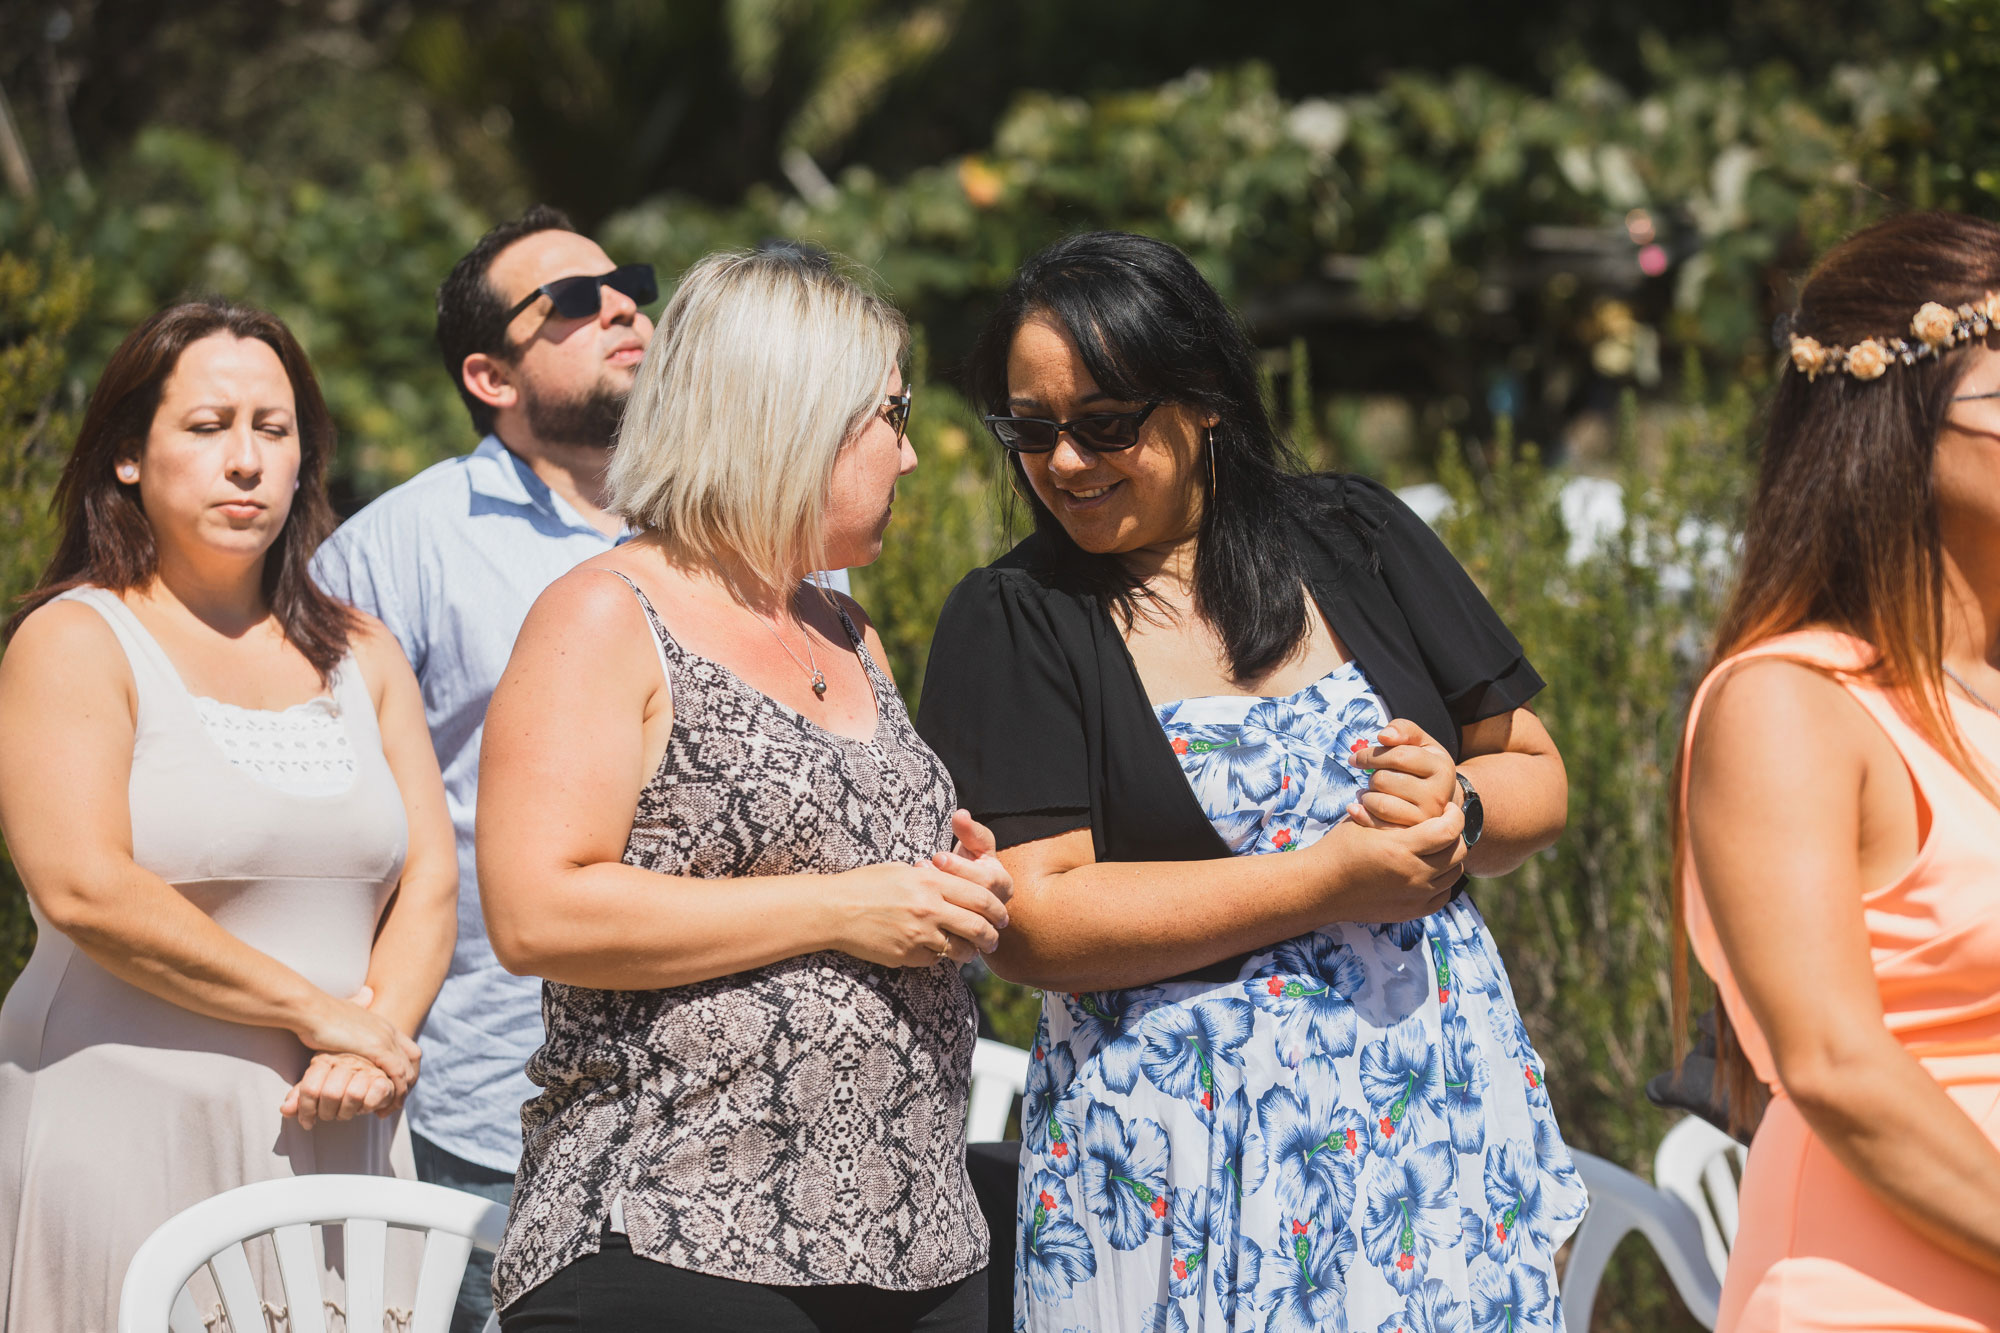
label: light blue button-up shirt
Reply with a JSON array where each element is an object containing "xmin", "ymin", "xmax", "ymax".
[
  {"xmin": 314, "ymin": 435, "xmax": 848, "ymax": 1172},
  {"xmin": 311, "ymin": 436, "xmax": 620, "ymax": 1171}
]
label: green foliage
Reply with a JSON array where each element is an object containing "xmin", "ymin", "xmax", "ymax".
[
  {"xmin": 1432, "ymin": 386, "xmax": 1750, "ymax": 1330},
  {"xmin": 0, "ymin": 236, "xmax": 90, "ymax": 980},
  {"xmin": 1, "ymin": 127, "xmax": 491, "ymax": 501},
  {"xmin": 604, "ymin": 50, "xmax": 1936, "ymax": 392}
]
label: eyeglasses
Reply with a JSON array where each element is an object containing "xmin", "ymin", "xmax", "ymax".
[
  {"xmin": 981, "ymin": 402, "xmax": 1162, "ymax": 453},
  {"xmin": 882, "ymin": 393, "xmax": 910, "ymax": 442},
  {"xmin": 1953, "ymin": 390, "xmax": 2000, "ymax": 402},
  {"xmin": 502, "ymin": 264, "xmax": 659, "ymax": 325}
]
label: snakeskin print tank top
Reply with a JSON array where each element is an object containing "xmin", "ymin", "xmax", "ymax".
[{"xmin": 490, "ymin": 574, "xmax": 987, "ymax": 1305}]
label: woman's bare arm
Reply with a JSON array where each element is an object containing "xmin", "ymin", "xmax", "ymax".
[
  {"xmin": 1690, "ymin": 658, "xmax": 2000, "ymax": 1276},
  {"xmin": 0, "ymin": 601, "xmax": 419, "ymax": 1089},
  {"xmin": 477, "ymin": 569, "xmax": 1008, "ymax": 990},
  {"xmin": 987, "ymin": 806, "xmax": 1466, "ymax": 993},
  {"xmin": 351, "ymin": 616, "xmax": 457, "ymax": 1037}
]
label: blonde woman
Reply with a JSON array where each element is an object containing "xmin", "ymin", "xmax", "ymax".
[{"xmin": 479, "ymin": 244, "xmax": 1010, "ymax": 1332}]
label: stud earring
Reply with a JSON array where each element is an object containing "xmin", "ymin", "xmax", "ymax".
[{"xmin": 116, "ymin": 463, "xmax": 138, "ymax": 484}]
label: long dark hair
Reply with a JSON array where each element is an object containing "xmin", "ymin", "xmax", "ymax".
[
  {"xmin": 5, "ymin": 299, "xmax": 358, "ymax": 679},
  {"xmin": 968, "ymin": 230, "xmax": 1330, "ymax": 681},
  {"xmin": 1671, "ymin": 210, "xmax": 2000, "ymax": 1133}
]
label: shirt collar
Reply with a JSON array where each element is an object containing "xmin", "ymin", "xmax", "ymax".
[{"xmin": 465, "ymin": 434, "xmax": 629, "ymax": 540}]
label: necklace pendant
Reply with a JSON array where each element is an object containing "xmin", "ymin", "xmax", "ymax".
[{"xmin": 811, "ymin": 672, "xmax": 828, "ymax": 700}]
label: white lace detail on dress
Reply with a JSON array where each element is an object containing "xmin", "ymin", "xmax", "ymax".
[{"xmin": 192, "ymin": 695, "xmax": 357, "ymax": 797}]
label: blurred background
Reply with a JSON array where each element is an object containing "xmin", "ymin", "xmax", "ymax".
[{"xmin": 6, "ymin": 1, "xmax": 2000, "ymax": 1324}]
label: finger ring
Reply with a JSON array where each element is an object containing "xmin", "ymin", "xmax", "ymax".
[{"xmin": 935, "ymin": 949, "xmax": 952, "ymax": 966}]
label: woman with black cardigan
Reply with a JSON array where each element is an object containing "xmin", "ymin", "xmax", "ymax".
[{"xmin": 916, "ymin": 232, "xmax": 1587, "ymax": 1333}]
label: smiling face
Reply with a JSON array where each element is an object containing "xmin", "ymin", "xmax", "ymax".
[
  {"xmin": 822, "ymin": 364, "xmax": 917, "ymax": 569},
  {"xmin": 1004, "ymin": 313, "xmax": 1214, "ymax": 562},
  {"xmin": 483, "ymin": 229, "xmax": 654, "ymax": 447},
  {"xmin": 125, "ymin": 332, "xmax": 301, "ymax": 571}
]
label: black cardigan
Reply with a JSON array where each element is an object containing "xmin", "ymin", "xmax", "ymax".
[{"xmin": 914, "ymin": 475, "xmax": 1542, "ymax": 972}]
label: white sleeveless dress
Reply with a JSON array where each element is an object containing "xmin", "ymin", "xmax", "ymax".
[{"xmin": 0, "ymin": 588, "xmax": 414, "ymax": 1332}]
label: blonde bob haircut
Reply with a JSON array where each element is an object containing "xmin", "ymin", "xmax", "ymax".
[{"xmin": 607, "ymin": 245, "xmax": 908, "ymax": 598}]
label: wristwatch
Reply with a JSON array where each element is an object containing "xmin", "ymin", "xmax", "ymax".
[{"xmin": 1454, "ymin": 771, "xmax": 1484, "ymax": 846}]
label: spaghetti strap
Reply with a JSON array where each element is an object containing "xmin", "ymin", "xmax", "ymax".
[{"xmin": 603, "ymin": 570, "xmax": 676, "ymax": 699}]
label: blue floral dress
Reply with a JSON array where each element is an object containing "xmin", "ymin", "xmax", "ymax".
[{"xmin": 1014, "ymin": 661, "xmax": 1588, "ymax": 1333}]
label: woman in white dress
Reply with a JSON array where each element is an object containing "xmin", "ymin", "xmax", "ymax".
[{"xmin": 0, "ymin": 300, "xmax": 457, "ymax": 1332}]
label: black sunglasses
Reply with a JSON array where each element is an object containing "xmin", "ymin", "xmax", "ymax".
[
  {"xmin": 882, "ymin": 393, "xmax": 911, "ymax": 442},
  {"xmin": 503, "ymin": 264, "xmax": 659, "ymax": 325},
  {"xmin": 982, "ymin": 402, "xmax": 1162, "ymax": 453}
]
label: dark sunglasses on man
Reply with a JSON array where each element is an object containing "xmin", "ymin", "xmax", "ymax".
[
  {"xmin": 981, "ymin": 401, "xmax": 1161, "ymax": 453},
  {"xmin": 503, "ymin": 264, "xmax": 659, "ymax": 325}
]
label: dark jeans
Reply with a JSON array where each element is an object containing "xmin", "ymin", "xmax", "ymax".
[
  {"xmin": 412, "ymin": 1132, "xmax": 518, "ymax": 1333},
  {"xmin": 500, "ymin": 1233, "xmax": 987, "ymax": 1333}
]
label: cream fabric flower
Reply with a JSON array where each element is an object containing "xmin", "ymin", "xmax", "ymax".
[
  {"xmin": 1911, "ymin": 302, "xmax": 1957, "ymax": 347},
  {"xmin": 1845, "ymin": 339, "xmax": 1891, "ymax": 380},
  {"xmin": 1790, "ymin": 334, "xmax": 1830, "ymax": 378}
]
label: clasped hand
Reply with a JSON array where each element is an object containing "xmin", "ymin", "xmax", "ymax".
[
  {"xmin": 1314, "ymin": 718, "xmax": 1467, "ymax": 922},
  {"xmin": 837, "ymin": 809, "xmax": 1015, "ymax": 969},
  {"xmin": 281, "ymin": 986, "xmax": 422, "ymax": 1130}
]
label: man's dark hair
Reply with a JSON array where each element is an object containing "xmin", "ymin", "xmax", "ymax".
[{"xmin": 436, "ymin": 204, "xmax": 577, "ymax": 436}]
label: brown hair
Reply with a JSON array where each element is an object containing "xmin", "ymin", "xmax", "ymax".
[
  {"xmin": 1671, "ymin": 210, "xmax": 2000, "ymax": 1133},
  {"xmin": 4, "ymin": 299, "xmax": 358, "ymax": 678}
]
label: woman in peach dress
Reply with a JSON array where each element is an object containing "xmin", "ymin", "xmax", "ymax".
[{"xmin": 1678, "ymin": 210, "xmax": 2000, "ymax": 1332}]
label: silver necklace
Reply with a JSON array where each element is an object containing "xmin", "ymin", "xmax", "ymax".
[
  {"xmin": 1943, "ymin": 664, "xmax": 2000, "ymax": 716},
  {"xmin": 763, "ymin": 592, "xmax": 827, "ymax": 699}
]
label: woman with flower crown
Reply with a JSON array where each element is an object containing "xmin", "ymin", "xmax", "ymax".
[
  {"xmin": 916, "ymin": 231, "xmax": 1587, "ymax": 1332},
  {"xmin": 1678, "ymin": 210, "xmax": 2000, "ymax": 1330}
]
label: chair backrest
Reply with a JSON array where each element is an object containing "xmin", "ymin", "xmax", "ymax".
[
  {"xmin": 1652, "ymin": 1115, "xmax": 1748, "ymax": 1283},
  {"xmin": 1558, "ymin": 1150, "xmax": 1721, "ymax": 1331},
  {"xmin": 968, "ymin": 1037, "xmax": 1031, "ymax": 1142},
  {"xmin": 119, "ymin": 1175, "xmax": 508, "ymax": 1333}
]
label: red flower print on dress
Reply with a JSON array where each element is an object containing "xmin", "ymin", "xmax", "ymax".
[
  {"xmin": 1271, "ymin": 829, "xmax": 1293, "ymax": 850},
  {"xmin": 1051, "ymin": 1141, "xmax": 1068, "ymax": 1159},
  {"xmin": 1171, "ymin": 736, "xmax": 1189, "ymax": 755},
  {"xmin": 1291, "ymin": 1219, "xmax": 1310, "ymax": 1235},
  {"xmin": 1267, "ymin": 977, "xmax": 1285, "ymax": 996},
  {"xmin": 1379, "ymin": 1116, "xmax": 1395, "ymax": 1137},
  {"xmin": 1438, "ymin": 987, "xmax": 1451, "ymax": 1004},
  {"xmin": 1173, "ymin": 1258, "xmax": 1187, "ymax": 1280},
  {"xmin": 1496, "ymin": 1222, "xmax": 1508, "ymax": 1241},
  {"xmin": 1396, "ymin": 1252, "xmax": 1414, "ymax": 1272},
  {"xmin": 1038, "ymin": 1189, "xmax": 1057, "ymax": 1212},
  {"xmin": 1151, "ymin": 1196, "xmax": 1168, "ymax": 1219},
  {"xmin": 1344, "ymin": 1128, "xmax": 1358, "ymax": 1155},
  {"xmin": 1525, "ymin": 1065, "xmax": 1540, "ymax": 1090}
]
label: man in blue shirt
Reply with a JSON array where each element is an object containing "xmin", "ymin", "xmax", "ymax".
[{"xmin": 313, "ymin": 206, "xmax": 654, "ymax": 1332}]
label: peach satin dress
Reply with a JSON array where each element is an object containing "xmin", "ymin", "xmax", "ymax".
[{"xmin": 1683, "ymin": 631, "xmax": 2000, "ymax": 1332}]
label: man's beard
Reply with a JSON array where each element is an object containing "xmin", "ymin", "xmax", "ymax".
[{"xmin": 521, "ymin": 379, "xmax": 629, "ymax": 450}]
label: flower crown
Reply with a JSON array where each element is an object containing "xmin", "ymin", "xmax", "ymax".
[{"xmin": 1789, "ymin": 294, "xmax": 2000, "ymax": 381}]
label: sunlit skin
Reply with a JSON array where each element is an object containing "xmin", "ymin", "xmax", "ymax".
[
  {"xmin": 979, "ymin": 314, "xmax": 1567, "ymax": 992},
  {"xmin": 459, "ymin": 229, "xmax": 655, "ymax": 534},
  {"xmin": 0, "ymin": 332, "xmax": 456, "ymax": 1134},
  {"xmin": 1688, "ymin": 343, "xmax": 2000, "ymax": 1279},
  {"xmin": 476, "ymin": 362, "xmax": 1013, "ymax": 992}
]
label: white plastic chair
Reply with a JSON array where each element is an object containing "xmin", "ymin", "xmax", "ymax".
[
  {"xmin": 119, "ymin": 1174, "xmax": 508, "ymax": 1333},
  {"xmin": 1652, "ymin": 1115, "xmax": 1748, "ymax": 1285},
  {"xmin": 968, "ymin": 1037, "xmax": 1031, "ymax": 1142},
  {"xmin": 1559, "ymin": 1149, "xmax": 1722, "ymax": 1331}
]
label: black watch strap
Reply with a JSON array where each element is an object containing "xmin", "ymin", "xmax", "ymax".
[{"xmin": 1454, "ymin": 770, "xmax": 1484, "ymax": 846}]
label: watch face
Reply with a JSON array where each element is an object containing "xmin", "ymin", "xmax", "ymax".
[{"xmin": 1456, "ymin": 772, "xmax": 1484, "ymax": 845}]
